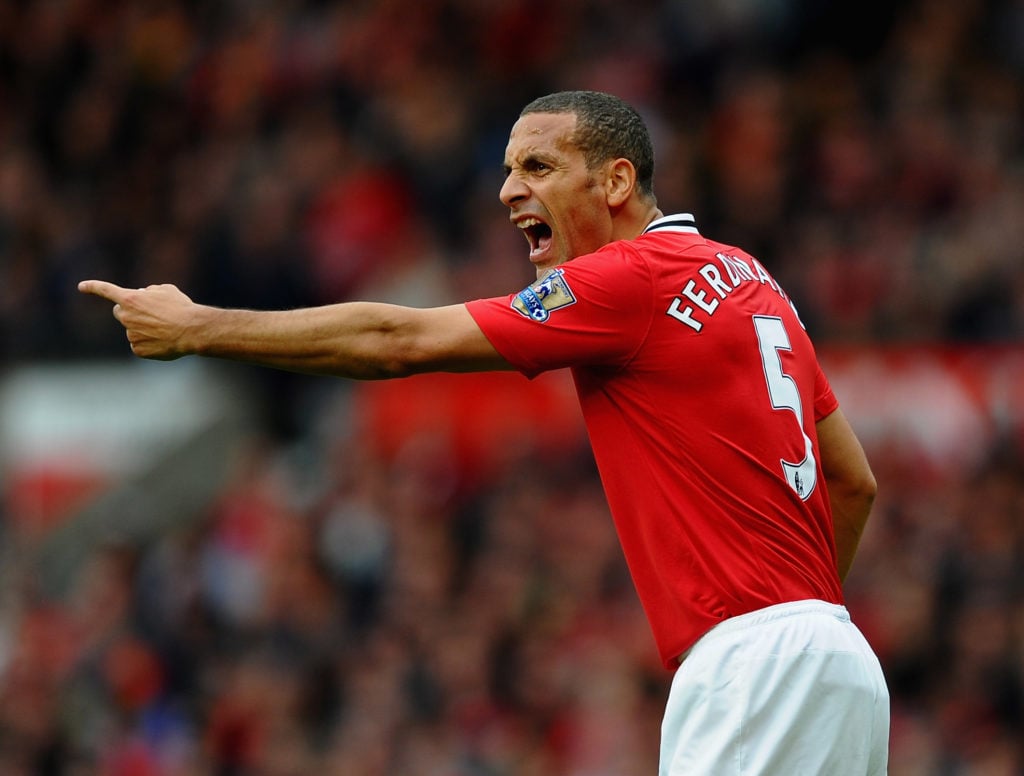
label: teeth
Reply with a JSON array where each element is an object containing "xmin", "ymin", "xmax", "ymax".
[{"xmin": 519, "ymin": 218, "xmax": 541, "ymax": 229}]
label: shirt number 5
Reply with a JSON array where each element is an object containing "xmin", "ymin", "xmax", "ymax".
[{"xmin": 753, "ymin": 315, "xmax": 818, "ymax": 501}]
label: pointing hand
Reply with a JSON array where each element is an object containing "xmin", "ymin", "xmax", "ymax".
[{"xmin": 78, "ymin": 280, "xmax": 197, "ymax": 360}]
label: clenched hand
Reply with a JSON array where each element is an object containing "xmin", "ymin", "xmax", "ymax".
[{"xmin": 78, "ymin": 280, "xmax": 198, "ymax": 360}]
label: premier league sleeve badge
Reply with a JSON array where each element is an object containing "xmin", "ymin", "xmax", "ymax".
[{"xmin": 511, "ymin": 269, "xmax": 577, "ymax": 322}]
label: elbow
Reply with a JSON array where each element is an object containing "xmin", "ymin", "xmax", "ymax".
[
  {"xmin": 828, "ymin": 455, "xmax": 877, "ymax": 507},
  {"xmin": 846, "ymin": 470, "xmax": 877, "ymax": 521},
  {"xmin": 353, "ymin": 334, "xmax": 432, "ymax": 380},
  {"xmin": 825, "ymin": 464, "xmax": 877, "ymax": 528},
  {"xmin": 350, "ymin": 351, "xmax": 418, "ymax": 380},
  {"xmin": 341, "ymin": 312, "xmax": 428, "ymax": 379},
  {"xmin": 861, "ymin": 469, "xmax": 878, "ymax": 509}
]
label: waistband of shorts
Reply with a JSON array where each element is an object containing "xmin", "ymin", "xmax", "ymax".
[{"xmin": 678, "ymin": 600, "xmax": 849, "ymax": 663}]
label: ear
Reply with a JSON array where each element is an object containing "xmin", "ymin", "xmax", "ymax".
[{"xmin": 605, "ymin": 158, "xmax": 636, "ymax": 207}]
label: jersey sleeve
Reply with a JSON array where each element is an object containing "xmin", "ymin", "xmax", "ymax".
[
  {"xmin": 466, "ymin": 244, "xmax": 654, "ymax": 378},
  {"xmin": 813, "ymin": 362, "xmax": 840, "ymax": 421}
]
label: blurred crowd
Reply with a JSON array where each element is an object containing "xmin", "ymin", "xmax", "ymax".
[{"xmin": 1, "ymin": 0, "xmax": 1024, "ymax": 773}]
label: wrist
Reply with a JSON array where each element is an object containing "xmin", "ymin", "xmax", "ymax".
[{"xmin": 182, "ymin": 303, "xmax": 217, "ymax": 357}]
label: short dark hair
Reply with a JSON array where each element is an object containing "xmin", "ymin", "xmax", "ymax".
[{"xmin": 521, "ymin": 91, "xmax": 656, "ymax": 199}]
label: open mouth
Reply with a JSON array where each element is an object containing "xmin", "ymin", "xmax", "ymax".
[{"xmin": 518, "ymin": 217, "xmax": 553, "ymax": 260}]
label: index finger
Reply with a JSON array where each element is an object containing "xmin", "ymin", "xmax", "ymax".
[{"xmin": 78, "ymin": 279, "xmax": 129, "ymax": 303}]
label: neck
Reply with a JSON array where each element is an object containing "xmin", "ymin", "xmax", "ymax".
[
  {"xmin": 643, "ymin": 207, "xmax": 665, "ymax": 231},
  {"xmin": 614, "ymin": 202, "xmax": 663, "ymax": 242}
]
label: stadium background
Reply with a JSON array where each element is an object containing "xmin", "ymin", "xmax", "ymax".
[{"xmin": 1, "ymin": 0, "xmax": 1023, "ymax": 773}]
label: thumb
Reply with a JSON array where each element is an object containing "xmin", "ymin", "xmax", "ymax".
[{"xmin": 79, "ymin": 279, "xmax": 129, "ymax": 303}]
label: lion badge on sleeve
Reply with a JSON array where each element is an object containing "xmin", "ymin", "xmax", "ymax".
[{"xmin": 511, "ymin": 269, "xmax": 577, "ymax": 323}]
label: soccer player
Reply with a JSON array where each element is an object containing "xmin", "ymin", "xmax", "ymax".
[{"xmin": 80, "ymin": 90, "xmax": 889, "ymax": 774}]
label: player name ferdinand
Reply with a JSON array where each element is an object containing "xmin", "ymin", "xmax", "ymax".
[{"xmin": 666, "ymin": 251, "xmax": 794, "ymax": 333}]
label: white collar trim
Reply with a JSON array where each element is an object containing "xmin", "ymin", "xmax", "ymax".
[{"xmin": 644, "ymin": 213, "xmax": 699, "ymax": 234}]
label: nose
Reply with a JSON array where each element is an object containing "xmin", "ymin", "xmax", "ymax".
[{"xmin": 499, "ymin": 174, "xmax": 529, "ymax": 208}]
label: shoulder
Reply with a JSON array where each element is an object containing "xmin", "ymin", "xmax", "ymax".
[
  {"xmin": 566, "ymin": 237, "xmax": 654, "ymax": 277},
  {"xmin": 555, "ymin": 241, "xmax": 657, "ymax": 309}
]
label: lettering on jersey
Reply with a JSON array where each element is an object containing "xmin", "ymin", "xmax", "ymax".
[
  {"xmin": 666, "ymin": 252, "xmax": 800, "ymax": 333},
  {"xmin": 512, "ymin": 268, "xmax": 577, "ymax": 322}
]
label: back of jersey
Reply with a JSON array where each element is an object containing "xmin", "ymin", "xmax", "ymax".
[{"xmin": 570, "ymin": 227, "xmax": 842, "ymax": 666}]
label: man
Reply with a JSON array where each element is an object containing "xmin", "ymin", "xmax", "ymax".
[{"xmin": 80, "ymin": 90, "xmax": 889, "ymax": 774}]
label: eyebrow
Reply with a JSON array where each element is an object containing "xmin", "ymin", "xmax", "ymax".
[{"xmin": 503, "ymin": 151, "xmax": 555, "ymax": 176}]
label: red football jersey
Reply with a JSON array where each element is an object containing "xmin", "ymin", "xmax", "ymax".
[{"xmin": 466, "ymin": 215, "xmax": 843, "ymax": 668}]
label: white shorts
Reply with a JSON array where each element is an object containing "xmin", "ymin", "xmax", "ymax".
[{"xmin": 660, "ymin": 600, "xmax": 889, "ymax": 776}]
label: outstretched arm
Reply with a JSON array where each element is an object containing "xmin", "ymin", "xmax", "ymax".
[
  {"xmin": 78, "ymin": 281, "xmax": 512, "ymax": 379},
  {"xmin": 816, "ymin": 407, "xmax": 877, "ymax": 583}
]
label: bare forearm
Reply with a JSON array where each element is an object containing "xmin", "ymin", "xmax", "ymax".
[
  {"xmin": 78, "ymin": 281, "xmax": 509, "ymax": 378},
  {"xmin": 190, "ymin": 302, "xmax": 430, "ymax": 379}
]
